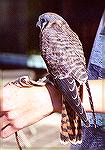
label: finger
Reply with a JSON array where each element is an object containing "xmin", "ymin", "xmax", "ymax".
[
  {"xmin": 8, "ymin": 109, "xmax": 37, "ymax": 130},
  {"xmin": 0, "ymin": 124, "xmax": 17, "ymax": 138},
  {"xmin": 0, "ymin": 115, "xmax": 10, "ymax": 130},
  {"xmin": 4, "ymin": 105, "xmax": 30, "ymax": 122}
]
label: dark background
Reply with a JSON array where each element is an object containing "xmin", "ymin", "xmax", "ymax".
[{"xmin": 0, "ymin": 0, "xmax": 104, "ymax": 64}]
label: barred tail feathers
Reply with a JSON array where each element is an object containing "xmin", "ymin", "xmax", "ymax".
[
  {"xmin": 65, "ymin": 99, "xmax": 82, "ymax": 144},
  {"xmin": 60, "ymin": 99, "xmax": 82, "ymax": 144},
  {"xmin": 60, "ymin": 99, "xmax": 69, "ymax": 144}
]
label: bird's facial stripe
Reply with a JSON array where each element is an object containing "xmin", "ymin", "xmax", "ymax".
[{"xmin": 37, "ymin": 16, "xmax": 48, "ymax": 30}]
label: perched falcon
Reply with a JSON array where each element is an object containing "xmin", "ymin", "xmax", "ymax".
[{"xmin": 36, "ymin": 12, "xmax": 96, "ymax": 144}]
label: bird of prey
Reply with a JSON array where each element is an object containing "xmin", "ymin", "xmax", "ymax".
[{"xmin": 36, "ymin": 12, "xmax": 96, "ymax": 144}]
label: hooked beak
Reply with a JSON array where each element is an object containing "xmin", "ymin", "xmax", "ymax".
[{"xmin": 36, "ymin": 21, "xmax": 41, "ymax": 29}]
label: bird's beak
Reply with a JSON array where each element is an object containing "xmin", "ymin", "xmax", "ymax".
[{"xmin": 36, "ymin": 21, "xmax": 41, "ymax": 28}]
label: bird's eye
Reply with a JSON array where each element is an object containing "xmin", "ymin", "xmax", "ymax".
[{"xmin": 41, "ymin": 18, "xmax": 46, "ymax": 23}]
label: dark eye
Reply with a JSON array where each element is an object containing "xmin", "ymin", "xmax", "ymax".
[{"xmin": 41, "ymin": 18, "xmax": 45, "ymax": 23}]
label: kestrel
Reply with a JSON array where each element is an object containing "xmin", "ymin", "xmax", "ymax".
[{"xmin": 36, "ymin": 12, "xmax": 96, "ymax": 144}]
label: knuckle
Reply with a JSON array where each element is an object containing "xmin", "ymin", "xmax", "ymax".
[
  {"xmin": 12, "ymin": 119, "xmax": 24, "ymax": 129},
  {"xmin": 13, "ymin": 121, "xmax": 20, "ymax": 129},
  {"xmin": 6, "ymin": 112, "xmax": 16, "ymax": 120}
]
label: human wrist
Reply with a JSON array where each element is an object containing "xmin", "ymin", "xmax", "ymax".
[
  {"xmin": 45, "ymin": 83, "xmax": 62, "ymax": 113},
  {"xmin": 26, "ymin": 83, "xmax": 62, "ymax": 123}
]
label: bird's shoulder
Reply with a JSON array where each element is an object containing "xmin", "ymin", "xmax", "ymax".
[
  {"xmin": 41, "ymin": 23, "xmax": 85, "ymax": 60},
  {"xmin": 42, "ymin": 23, "xmax": 67, "ymax": 40}
]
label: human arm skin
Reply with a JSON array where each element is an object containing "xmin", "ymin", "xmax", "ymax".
[
  {"xmin": 0, "ymin": 79, "xmax": 105, "ymax": 138},
  {"xmin": 0, "ymin": 82, "xmax": 62, "ymax": 138},
  {"xmin": 83, "ymin": 79, "xmax": 105, "ymax": 113}
]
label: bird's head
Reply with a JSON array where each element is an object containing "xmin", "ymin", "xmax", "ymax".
[{"xmin": 36, "ymin": 12, "xmax": 67, "ymax": 31}]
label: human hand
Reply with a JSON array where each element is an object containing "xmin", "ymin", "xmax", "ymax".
[{"xmin": 0, "ymin": 78, "xmax": 61, "ymax": 138}]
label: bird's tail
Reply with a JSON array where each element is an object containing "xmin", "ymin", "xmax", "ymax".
[
  {"xmin": 60, "ymin": 100, "xmax": 70, "ymax": 144},
  {"xmin": 60, "ymin": 98, "xmax": 82, "ymax": 144},
  {"xmin": 85, "ymin": 81, "xmax": 96, "ymax": 128}
]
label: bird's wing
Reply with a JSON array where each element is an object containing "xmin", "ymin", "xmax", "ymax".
[
  {"xmin": 63, "ymin": 26, "xmax": 88, "ymax": 83},
  {"xmin": 55, "ymin": 76, "xmax": 89, "ymax": 127}
]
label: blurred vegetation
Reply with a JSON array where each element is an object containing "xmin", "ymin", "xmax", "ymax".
[{"xmin": 27, "ymin": 49, "xmax": 40, "ymax": 55}]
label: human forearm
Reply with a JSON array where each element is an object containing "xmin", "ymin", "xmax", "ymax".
[
  {"xmin": 83, "ymin": 79, "xmax": 105, "ymax": 113},
  {"xmin": 37, "ymin": 79, "xmax": 105, "ymax": 114},
  {"xmin": 0, "ymin": 79, "xmax": 104, "ymax": 138},
  {"xmin": 50, "ymin": 79, "xmax": 105, "ymax": 113},
  {"xmin": 47, "ymin": 79, "xmax": 105, "ymax": 114}
]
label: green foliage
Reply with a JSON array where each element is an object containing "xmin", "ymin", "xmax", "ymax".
[{"xmin": 26, "ymin": 48, "xmax": 40, "ymax": 55}]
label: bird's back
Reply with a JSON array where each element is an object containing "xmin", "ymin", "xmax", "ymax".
[{"xmin": 40, "ymin": 23, "xmax": 88, "ymax": 83}]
